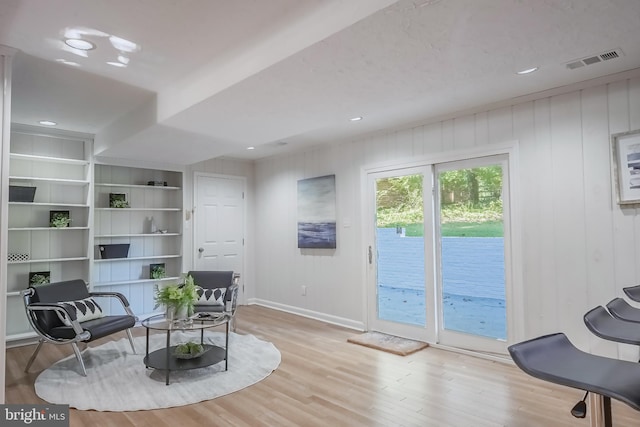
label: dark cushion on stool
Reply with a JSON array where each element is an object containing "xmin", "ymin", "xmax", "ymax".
[
  {"xmin": 508, "ymin": 332, "xmax": 640, "ymax": 411},
  {"xmin": 583, "ymin": 306, "xmax": 640, "ymax": 345},
  {"xmin": 607, "ymin": 297, "xmax": 640, "ymax": 323}
]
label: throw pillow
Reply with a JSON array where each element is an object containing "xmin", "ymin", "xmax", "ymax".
[
  {"xmin": 56, "ymin": 297, "xmax": 104, "ymax": 326},
  {"xmin": 196, "ymin": 287, "xmax": 226, "ymax": 306}
]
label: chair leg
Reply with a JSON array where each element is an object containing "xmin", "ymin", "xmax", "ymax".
[
  {"xmin": 71, "ymin": 342, "xmax": 87, "ymax": 377},
  {"xmin": 24, "ymin": 340, "xmax": 44, "ymax": 373},
  {"xmin": 126, "ymin": 329, "xmax": 136, "ymax": 354}
]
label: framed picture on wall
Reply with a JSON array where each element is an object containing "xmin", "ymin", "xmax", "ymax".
[
  {"xmin": 612, "ymin": 129, "xmax": 640, "ymax": 205},
  {"xmin": 297, "ymin": 174, "xmax": 337, "ymax": 249}
]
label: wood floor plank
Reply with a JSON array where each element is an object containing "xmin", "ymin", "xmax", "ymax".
[{"xmin": 5, "ymin": 305, "xmax": 640, "ymax": 426}]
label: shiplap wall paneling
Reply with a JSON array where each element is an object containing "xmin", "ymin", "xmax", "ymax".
[
  {"xmin": 453, "ymin": 115, "xmax": 476, "ymax": 150},
  {"xmin": 253, "ymin": 74, "xmax": 640, "ymax": 353},
  {"xmin": 607, "ymin": 80, "xmax": 639, "ymax": 361},
  {"xmin": 548, "ymin": 92, "xmax": 590, "ymax": 349},
  {"xmin": 580, "ymin": 84, "xmax": 618, "ymax": 358},
  {"xmin": 512, "ymin": 101, "xmax": 538, "ymax": 338}
]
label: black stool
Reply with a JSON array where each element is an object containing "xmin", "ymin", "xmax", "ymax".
[
  {"xmin": 583, "ymin": 305, "xmax": 640, "ymax": 346},
  {"xmin": 623, "ymin": 285, "xmax": 640, "ymax": 302},
  {"xmin": 607, "ymin": 297, "xmax": 640, "ymax": 323},
  {"xmin": 508, "ymin": 333, "xmax": 640, "ymax": 427}
]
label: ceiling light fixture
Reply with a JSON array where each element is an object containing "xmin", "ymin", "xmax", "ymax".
[
  {"xmin": 55, "ymin": 59, "xmax": 81, "ymax": 67},
  {"xmin": 64, "ymin": 38, "xmax": 95, "ymax": 51},
  {"xmin": 247, "ymin": 146, "xmax": 255, "ymax": 150},
  {"xmin": 350, "ymin": 116, "xmax": 363, "ymax": 121},
  {"xmin": 107, "ymin": 61, "xmax": 126, "ymax": 68},
  {"xmin": 516, "ymin": 67, "xmax": 538, "ymax": 75},
  {"xmin": 39, "ymin": 120, "xmax": 57, "ymax": 126},
  {"xmin": 117, "ymin": 55, "xmax": 130, "ymax": 65}
]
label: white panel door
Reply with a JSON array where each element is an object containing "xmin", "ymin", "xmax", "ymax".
[{"xmin": 194, "ymin": 173, "xmax": 244, "ymax": 298}]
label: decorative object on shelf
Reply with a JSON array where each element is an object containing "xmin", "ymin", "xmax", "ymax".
[
  {"xmin": 612, "ymin": 129, "xmax": 640, "ymax": 205},
  {"xmin": 147, "ymin": 181, "xmax": 168, "ymax": 186},
  {"xmin": 99, "ymin": 243, "xmax": 130, "ymax": 259},
  {"xmin": 8, "ymin": 253, "xmax": 30, "ymax": 262},
  {"xmin": 29, "ymin": 271, "xmax": 51, "ymax": 286},
  {"xmin": 174, "ymin": 341, "xmax": 206, "ymax": 359},
  {"xmin": 150, "ymin": 263, "xmax": 166, "ymax": 279},
  {"xmin": 9, "ymin": 185, "xmax": 36, "ymax": 202},
  {"xmin": 109, "ymin": 193, "xmax": 130, "ymax": 208},
  {"xmin": 50, "ymin": 210, "xmax": 71, "ymax": 228},
  {"xmin": 147, "ymin": 216, "xmax": 157, "ymax": 233},
  {"xmin": 154, "ymin": 274, "xmax": 198, "ymax": 321}
]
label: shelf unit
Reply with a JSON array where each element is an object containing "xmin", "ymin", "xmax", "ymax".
[
  {"xmin": 93, "ymin": 164, "xmax": 183, "ymax": 317},
  {"xmin": 5, "ymin": 129, "xmax": 93, "ymax": 340}
]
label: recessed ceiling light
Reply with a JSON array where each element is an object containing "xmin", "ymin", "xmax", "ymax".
[
  {"xmin": 107, "ymin": 61, "xmax": 126, "ymax": 68},
  {"xmin": 55, "ymin": 59, "xmax": 81, "ymax": 67},
  {"xmin": 350, "ymin": 116, "xmax": 363, "ymax": 121},
  {"xmin": 516, "ymin": 67, "xmax": 538, "ymax": 75},
  {"xmin": 39, "ymin": 120, "xmax": 57, "ymax": 126},
  {"xmin": 64, "ymin": 38, "xmax": 95, "ymax": 51},
  {"xmin": 247, "ymin": 146, "xmax": 255, "ymax": 150}
]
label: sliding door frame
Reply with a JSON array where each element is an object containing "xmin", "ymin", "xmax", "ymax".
[{"xmin": 361, "ymin": 141, "xmax": 523, "ymax": 349}]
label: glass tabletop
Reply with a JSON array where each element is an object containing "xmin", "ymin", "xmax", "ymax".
[{"xmin": 141, "ymin": 312, "xmax": 230, "ymax": 331}]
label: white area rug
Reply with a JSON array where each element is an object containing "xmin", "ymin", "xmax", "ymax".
[{"xmin": 34, "ymin": 331, "xmax": 281, "ymax": 411}]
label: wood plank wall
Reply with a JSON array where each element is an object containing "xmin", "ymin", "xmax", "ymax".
[{"xmin": 253, "ymin": 75, "xmax": 640, "ymax": 357}]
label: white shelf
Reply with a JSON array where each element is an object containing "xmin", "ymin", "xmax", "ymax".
[
  {"xmin": 10, "ymin": 153, "xmax": 89, "ymax": 166},
  {"xmin": 9, "ymin": 227, "xmax": 90, "ymax": 231},
  {"xmin": 9, "ymin": 176, "xmax": 90, "ymax": 186},
  {"xmin": 9, "ymin": 202, "xmax": 89, "ymax": 208},
  {"xmin": 96, "ymin": 183, "xmax": 180, "ymax": 190},
  {"xmin": 95, "ymin": 233, "xmax": 180, "ymax": 237},
  {"xmin": 95, "ymin": 207, "xmax": 181, "ymax": 211},
  {"xmin": 92, "ymin": 277, "xmax": 181, "ymax": 287},
  {"xmin": 95, "ymin": 254, "xmax": 181, "ymax": 263},
  {"xmin": 8, "ymin": 256, "xmax": 90, "ymax": 264}
]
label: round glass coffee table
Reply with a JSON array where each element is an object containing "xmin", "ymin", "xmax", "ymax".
[{"xmin": 141, "ymin": 312, "xmax": 230, "ymax": 385}]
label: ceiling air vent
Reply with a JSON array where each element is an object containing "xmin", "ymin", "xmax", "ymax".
[{"xmin": 566, "ymin": 48, "xmax": 624, "ymax": 70}]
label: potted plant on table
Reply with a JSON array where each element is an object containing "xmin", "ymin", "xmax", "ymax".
[{"xmin": 153, "ymin": 274, "xmax": 198, "ymax": 321}]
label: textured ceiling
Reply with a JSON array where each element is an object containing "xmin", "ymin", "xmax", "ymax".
[{"xmin": 2, "ymin": 0, "xmax": 640, "ymax": 164}]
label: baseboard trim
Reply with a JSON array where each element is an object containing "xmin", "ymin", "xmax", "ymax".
[{"xmin": 248, "ymin": 298, "xmax": 365, "ymax": 331}]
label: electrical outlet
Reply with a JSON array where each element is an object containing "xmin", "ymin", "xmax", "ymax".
[{"xmin": 301, "ymin": 285, "xmax": 307, "ymax": 296}]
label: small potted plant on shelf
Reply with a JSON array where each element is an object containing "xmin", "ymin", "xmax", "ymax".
[
  {"xmin": 154, "ymin": 274, "xmax": 198, "ymax": 321},
  {"xmin": 109, "ymin": 193, "xmax": 130, "ymax": 208},
  {"xmin": 150, "ymin": 263, "xmax": 166, "ymax": 280},
  {"xmin": 28, "ymin": 271, "xmax": 50, "ymax": 286},
  {"xmin": 49, "ymin": 211, "xmax": 71, "ymax": 228}
]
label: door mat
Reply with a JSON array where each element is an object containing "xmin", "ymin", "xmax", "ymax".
[{"xmin": 347, "ymin": 331, "xmax": 428, "ymax": 356}]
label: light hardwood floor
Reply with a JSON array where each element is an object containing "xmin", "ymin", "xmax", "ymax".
[{"xmin": 5, "ymin": 305, "xmax": 640, "ymax": 426}]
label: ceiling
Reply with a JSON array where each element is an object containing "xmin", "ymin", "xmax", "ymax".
[{"xmin": 2, "ymin": 0, "xmax": 640, "ymax": 165}]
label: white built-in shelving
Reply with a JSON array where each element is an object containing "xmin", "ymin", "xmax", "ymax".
[
  {"xmin": 5, "ymin": 127, "xmax": 93, "ymax": 341},
  {"xmin": 93, "ymin": 164, "xmax": 184, "ymax": 317}
]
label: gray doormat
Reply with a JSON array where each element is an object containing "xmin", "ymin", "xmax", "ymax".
[{"xmin": 347, "ymin": 331, "xmax": 428, "ymax": 356}]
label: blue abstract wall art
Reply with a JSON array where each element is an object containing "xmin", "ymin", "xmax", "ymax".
[{"xmin": 297, "ymin": 174, "xmax": 336, "ymax": 249}]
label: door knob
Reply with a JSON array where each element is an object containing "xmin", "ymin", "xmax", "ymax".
[{"xmin": 198, "ymin": 247, "xmax": 204, "ymax": 253}]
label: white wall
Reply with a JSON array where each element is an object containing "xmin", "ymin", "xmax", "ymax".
[{"xmin": 254, "ymin": 72, "xmax": 640, "ymax": 357}]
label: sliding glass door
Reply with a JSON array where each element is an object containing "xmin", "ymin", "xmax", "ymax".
[
  {"xmin": 435, "ymin": 156, "xmax": 509, "ymax": 354},
  {"xmin": 366, "ymin": 154, "xmax": 511, "ymax": 354}
]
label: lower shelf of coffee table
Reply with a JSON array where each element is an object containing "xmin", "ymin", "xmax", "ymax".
[{"xmin": 144, "ymin": 344, "xmax": 226, "ymax": 371}]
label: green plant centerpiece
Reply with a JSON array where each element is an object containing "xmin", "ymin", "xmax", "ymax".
[
  {"xmin": 154, "ymin": 274, "xmax": 198, "ymax": 321},
  {"xmin": 174, "ymin": 341, "xmax": 205, "ymax": 359}
]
